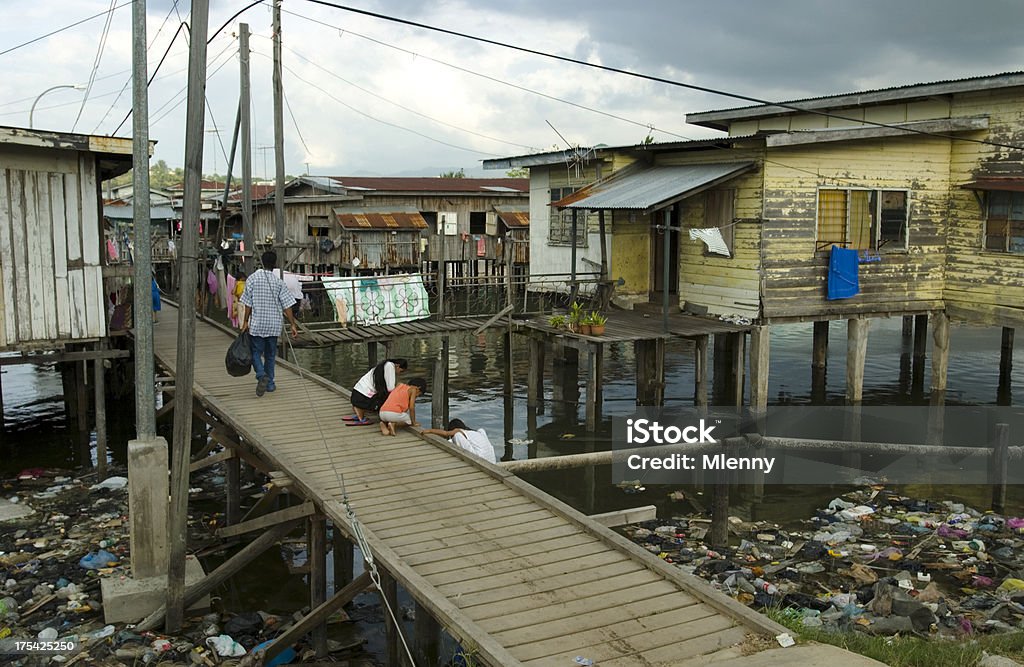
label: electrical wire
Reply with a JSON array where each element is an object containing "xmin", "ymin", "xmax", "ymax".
[
  {"xmin": 72, "ymin": 0, "xmax": 118, "ymax": 132},
  {"xmin": 252, "ymin": 47, "xmax": 502, "ymax": 157},
  {"xmin": 273, "ymin": 3, "xmax": 694, "ymax": 144},
  {"xmin": 282, "ymin": 87, "xmax": 311, "ymax": 155},
  {"xmin": 0, "ymin": 1, "xmax": 132, "ymax": 58},
  {"xmin": 300, "ymin": 0, "xmax": 1024, "ymax": 153},
  {"xmin": 277, "ymin": 39, "xmax": 540, "ymax": 152},
  {"xmin": 149, "ymin": 40, "xmax": 238, "ymax": 128}
]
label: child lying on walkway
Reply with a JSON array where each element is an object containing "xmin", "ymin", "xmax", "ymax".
[{"xmin": 378, "ymin": 378, "xmax": 427, "ymax": 436}]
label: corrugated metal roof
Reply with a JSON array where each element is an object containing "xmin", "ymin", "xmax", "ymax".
[
  {"xmin": 557, "ymin": 162, "xmax": 755, "ymax": 212},
  {"xmin": 494, "ymin": 206, "xmax": 529, "ymax": 228},
  {"xmin": 333, "ymin": 205, "xmax": 427, "ymax": 231},
  {"xmin": 688, "ymin": 71, "xmax": 1024, "ymax": 129},
  {"xmin": 326, "ymin": 176, "xmax": 528, "ymax": 194},
  {"xmin": 103, "ymin": 204, "xmax": 178, "ymax": 220},
  {"xmin": 962, "ymin": 178, "xmax": 1024, "ymax": 192}
]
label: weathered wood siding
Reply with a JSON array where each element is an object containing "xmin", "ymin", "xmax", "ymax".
[
  {"xmin": 253, "ymin": 191, "xmax": 527, "ymax": 264},
  {"xmin": 0, "ymin": 146, "xmax": 106, "ymax": 349},
  {"xmin": 609, "ymin": 210, "xmax": 650, "ymax": 299},
  {"xmin": 760, "ymin": 136, "xmax": 951, "ymax": 320},
  {"xmin": 657, "ymin": 150, "xmax": 764, "ymax": 318},
  {"xmin": 945, "ymin": 88, "xmax": 1024, "ymax": 327}
]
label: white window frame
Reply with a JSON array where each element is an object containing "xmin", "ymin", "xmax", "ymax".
[{"xmin": 814, "ymin": 186, "xmax": 911, "ymax": 253}]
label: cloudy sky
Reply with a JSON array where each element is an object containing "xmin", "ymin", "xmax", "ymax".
[{"xmin": 3, "ymin": 0, "xmax": 1024, "ymax": 178}]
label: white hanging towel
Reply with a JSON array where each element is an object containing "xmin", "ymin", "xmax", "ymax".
[{"xmin": 688, "ymin": 228, "xmax": 731, "ymax": 257}]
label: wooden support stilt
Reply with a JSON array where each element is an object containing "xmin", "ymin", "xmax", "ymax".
[
  {"xmin": 812, "ymin": 320, "xmax": 829, "ymax": 369},
  {"xmin": 137, "ymin": 519, "xmax": 300, "ymax": 631},
  {"xmin": 749, "ymin": 326, "xmax": 769, "ymax": 413},
  {"xmin": 527, "ymin": 337, "xmax": 545, "ymax": 409},
  {"xmin": 259, "ymin": 572, "xmax": 372, "ymax": 665},
  {"xmin": 931, "ymin": 311, "xmax": 950, "ymax": 392},
  {"xmin": 712, "ymin": 333, "xmax": 729, "ymax": 400},
  {"xmin": 731, "ymin": 331, "xmax": 745, "ymax": 407},
  {"xmin": 710, "ymin": 478, "xmax": 729, "ymax": 548},
  {"xmin": 367, "ymin": 341, "xmax": 378, "ymax": 368},
  {"xmin": 431, "ymin": 336, "xmax": 450, "ymax": 428},
  {"xmin": 0, "ymin": 361, "xmax": 5, "ymax": 433},
  {"xmin": 653, "ymin": 339, "xmax": 665, "ymax": 406},
  {"xmin": 695, "ymin": 335, "xmax": 708, "ymax": 410},
  {"xmin": 413, "ymin": 600, "xmax": 440, "ymax": 666},
  {"xmin": 913, "ymin": 313, "xmax": 929, "ymax": 359},
  {"xmin": 902, "ymin": 315, "xmax": 914, "ymax": 339},
  {"xmin": 226, "ymin": 455, "xmax": 240, "ymax": 525},
  {"xmin": 846, "ymin": 318, "xmax": 870, "ymax": 404},
  {"xmin": 76, "ymin": 359, "xmax": 89, "ymax": 462},
  {"xmin": 308, "ymin": 516, "xmax": 327, "ymax": 658},
  {"xmin": 381, "ymin": 568, "xmax": 401, "ymax": 667},
  {"xmin": 635, "ymin": 340, "xmax": 652, "ymax": 406},
  {"xmin": 585, "ymin": 342, "xmax": 604, "ymax": 431},
  {"xmin": 992, "ymin": 423, "xmax": 1009, "ymax": 513},
  {"xmin": 93, "ymin": 350, "xmax": 107, "ymax": 477},
  {"xmin": 999, "ymin": 327, "xmax": 1014, "ymax": 404},
  {"xmin": 332, "ymin": 524, "xmax": 354, "ymax": 591}
]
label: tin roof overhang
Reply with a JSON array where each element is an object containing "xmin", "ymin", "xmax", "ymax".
[
  {"xmin": 332, "ymin": 205, "xmax": 428, "ymax": 230},
  {"xmin": 556, "ymin": 162, "xmax": 755, "ymax": 214},
  {"xmin": 494, "ymin": 206, "xmax": 529, "ymax": 228},
  {"xmin": 962, "ymin": 178, "xmax": 1024, "ymax": 193}
]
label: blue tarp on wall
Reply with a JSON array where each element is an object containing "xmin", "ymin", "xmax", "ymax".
[{"xmin": 827, "ymin": 245, "xmax": 860, "ymax": 300}]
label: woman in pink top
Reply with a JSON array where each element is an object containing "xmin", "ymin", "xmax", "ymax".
[{"xmin": 379, "ymin": 378, "xmax": 427, "ymax": 436}]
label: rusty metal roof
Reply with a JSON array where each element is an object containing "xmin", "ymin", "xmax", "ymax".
[
  {"xmin": 962, "ymin": 178, "xmax": 1024, "ymax": 192},
  {"xmin": 332, "ymin": 206, "xmax": 427, "ymax": 230},
  {"xmin": 556, "ymin": 162, "xmax": 755, "ymax": 213},
  {"xmin": 494, "ymin": 206, "xmax": 529, "ymax": 228}
]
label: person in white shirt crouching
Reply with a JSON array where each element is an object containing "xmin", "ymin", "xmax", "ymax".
[{"xmin": 422, "ymin": 418, "xmax": 497, "ymax": 464}]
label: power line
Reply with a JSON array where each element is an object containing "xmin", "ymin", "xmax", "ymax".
[
  {"xmin": 112, "ymin": 22, "xmax": 191, "ymax": 135},
  {"xmin": 274, "ymin": 3, "xmax": 697, "ymax": 144},
  {"xmin": 0, "ymin": 1, "xmax": 132, "ymax": 58},
  {"xmin": 251, "ymin": 47, "xmax": 502, "ymax": 157},
  {"xmin": 277, "ymin": 40, "xmax": 540, "ymax": 152},
  {"xmin": 300, "ymin": 0, "xmax": 1024, "ymax": 153},
  {"xmin": 93, "ymin": 0, "xmax": 185, "ymax": 134},
  {"xmin": 282, "ymin": 87, "xmax": 311, "ymax": 155},
  {"xmin": 72, "ymin": 0, "xmax": 118, "ymax": 132}
]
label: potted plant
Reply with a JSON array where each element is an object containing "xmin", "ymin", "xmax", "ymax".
[
  {"xmin": 568, "ymin": 301, "xmax": 584, "ymax": 333},
  {"xmin": 589, "ymin": 312, "xmax": 607, "ymax": 336},
  {"xmin": 579, "ymin": 313, "xmax": 592, "ymax": 336},
  {"xmin": 549, "ymin": 314, "xmax": 567, "ymax": 330}
]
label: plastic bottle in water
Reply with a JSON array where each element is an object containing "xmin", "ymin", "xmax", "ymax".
[{"xmin": 753, "ymin": 578, "xmax": 778, "ymax": 595}]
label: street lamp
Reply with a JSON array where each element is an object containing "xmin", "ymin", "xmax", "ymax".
[{"xmin": 29, "ymin": 84, "xmax": 86, "ymax": 129}]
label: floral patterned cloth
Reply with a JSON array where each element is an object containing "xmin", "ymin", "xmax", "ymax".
[{"xmin": 322, "ymin": 274, "xmax": 430, "ymax": 326}]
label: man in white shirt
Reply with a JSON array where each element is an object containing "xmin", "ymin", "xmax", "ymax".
[{"xmin": 422, "ymin": 419, "xmax": 497, "ymax": 464}]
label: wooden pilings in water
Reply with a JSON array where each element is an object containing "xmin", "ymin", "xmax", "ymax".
[
  {"xmin": 308, "ymin": 516, "xmax": 328, "ymax": 658},
  {"xmin": 846, "ymin": 318, "xmax": 870, "ymax": 404},
  {"xmin": 634, "ymin": 339, "xmax": 665, "ymax": 406},
  {"xmin": 1000, "ymin": 327, "xmax": 1015, "ymax": 404},
  {"xmin": 431, "ymin": 336, "xmax": 450, "ymax": 429}
]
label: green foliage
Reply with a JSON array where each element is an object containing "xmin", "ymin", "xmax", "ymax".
[
  {"xmin": 548, "ymin": 315, "xmax": 567, "ymax": 329},
  {"xmin": 568, "ymin": 301, "xmax": 584, "ymax": 324},
  {"xmin": 439, "ymin": 168, "xmax": 466, "ymax": 178},
  {"xmin": 505, "ymin": 167, "xmax": 529, "ymax": 178},
  {"xmin": 588, "ymin": 311, "xmax": 607, "ymax": 326},
  {"xmin": 765, "ymin": 606, "xmax": 1024, "ymax": 667}
]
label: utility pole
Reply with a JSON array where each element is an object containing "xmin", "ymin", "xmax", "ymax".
[
  {"xmin": 167, "ymin": 0, "xmax": 209, "ymax": 634},
  {"xmin": 272, "ymin": 0, "xmax": 286, "ymax": 257},
  {"xmin": 240, "ymin": 23, "xmax": 254, "ymax": 272},
  {"xmin": 132, "ymin": 0, "xmax": 155, "ymax": 439}
]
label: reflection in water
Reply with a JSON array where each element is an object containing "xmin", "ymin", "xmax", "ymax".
[{"xmin": 2, "ymin": 317, "xmax": 1024, "ymax": 654}]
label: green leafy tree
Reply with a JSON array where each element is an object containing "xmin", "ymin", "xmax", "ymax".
[
  {"xmin": 506, "ymin": 167, "xmax": 529, "ymax": 178},
  {"xmin": 439, "ymin": 168, "xmax": 466, "ymax": 178}
]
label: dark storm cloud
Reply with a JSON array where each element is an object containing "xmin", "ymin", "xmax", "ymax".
[{"xmin": 374, "ymin": 0, "xmax": 1024, "ymax": 109}]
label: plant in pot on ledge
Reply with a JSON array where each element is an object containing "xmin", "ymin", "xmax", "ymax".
[
  {"xmin": 568, "ymin": 301, "xmax": 585, "ymax": 334},
  {"xmin": 549, "ymin": 314, "xmax": 567, "ymax": 331},
  {"xmin": 589, "ymin": 312, "xmax": 607, "ymax": 336}
]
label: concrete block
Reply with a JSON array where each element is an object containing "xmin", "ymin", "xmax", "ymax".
[
  {"xmin": 0, "ymin": 498, "xmax": 34, "ymax": 523},
  {"xmin": 128, "ymin": 437, "xmax": 169, "ymax": 579},
  {"xmin": 100, "ymin": 555, "xmax": 208, "ymax": 624}
]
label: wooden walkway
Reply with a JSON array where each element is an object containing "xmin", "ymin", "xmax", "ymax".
[
  {"xmin": 293, "ymin": 316, "xmax": 497, "ymax": 348},
  {"xmin": 519, "ymin": 310, "xmax": 750, "ymax": 343},
  {"xmin": 153, "ymin": 304, "xmax": 788, "ymax": 666}
]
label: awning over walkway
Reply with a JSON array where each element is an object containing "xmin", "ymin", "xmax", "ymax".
[
  {"xmin": 332, "ymin": 205, "xmax": 428, "ymax": 230},
  {"xmin": 556, "ymin": 162, "xmax": 755, "ymax": 214}
]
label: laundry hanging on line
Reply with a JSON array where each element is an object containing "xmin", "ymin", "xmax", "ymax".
[{"xmin": 688, "ymin": 228, "xmax": 731, "ymax": 257}]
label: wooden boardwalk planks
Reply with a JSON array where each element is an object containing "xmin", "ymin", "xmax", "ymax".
[{"xmin": 151, "ymin": 304, "xmax": 785, "ymax": 667}]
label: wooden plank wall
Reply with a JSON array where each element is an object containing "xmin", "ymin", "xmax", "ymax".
[
  {"xmin": 659, "ymin": 149, "xmax": 764, "ymax": 318},
  {"xmin": 0, "ymin": 147, "xmax": 106, "ymax": 348},
  {"xmin": 945, "ymin": 88, "xmax": 1024, "ymax": 327},
  {"xmin": 760, "ymin": 136, "xmax": 951, "ymax": 320}
]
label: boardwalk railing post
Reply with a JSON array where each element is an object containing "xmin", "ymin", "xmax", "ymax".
[
  {"xmin": 381, "ymin": 568, "xmax": 401, "ymax": 667},
  {"xmin": 992, "ymin": 423, "xmax": 1009, "ymax": 513}
]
